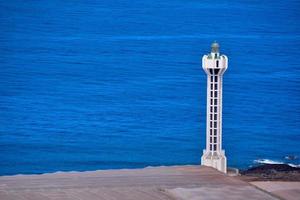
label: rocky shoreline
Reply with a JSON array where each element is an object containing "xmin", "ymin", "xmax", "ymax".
[{"xmin": 240, "ymin": 164, "xmax": 300, "ymax": 181}]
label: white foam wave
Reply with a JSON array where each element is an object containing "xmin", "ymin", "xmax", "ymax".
[
  {"xmin": 254, "ymin": 159, "xmax": 284, "ymax": 165},
  {"xmin": 287, "ymin": 163, "xmax": 300, "ymax": 168},
  {"xmin": 254, "ymin": 159, "xmax": 300, "ymax": 168},
  {"xmin": 285, "ymin": 155, "xmax": 298, "ymax": 160}
]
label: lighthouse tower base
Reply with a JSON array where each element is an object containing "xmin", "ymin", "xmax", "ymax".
[{"xmin": 201, "ymin": 150, "xmax": 227, "ymax": 173}]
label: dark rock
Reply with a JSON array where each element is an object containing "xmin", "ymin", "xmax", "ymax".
[
  {"xmin": 240, "ymin": 164, "xmax": 300, "ymax": 181},
  {"xmin": 242, "ymin": 164, "xmax": 300, "ymax": 175}
]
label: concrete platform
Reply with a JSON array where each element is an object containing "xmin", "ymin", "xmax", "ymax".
[
  {"xmin": 0, "ymin": 165, "xmax": 278, "ymax": 200},
  {"xmin": 251, "ymin": 181, "xmax": 300, "ymax": 200}
]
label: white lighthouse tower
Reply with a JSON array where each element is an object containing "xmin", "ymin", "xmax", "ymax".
[{"xmin": 201, "ymin": 42, "xmax": 228, "ymax": 173}]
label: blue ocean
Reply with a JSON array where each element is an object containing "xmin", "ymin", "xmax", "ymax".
[{"xmin": 0, "ymin": 0, "xmax": 299, "ymax": 175}]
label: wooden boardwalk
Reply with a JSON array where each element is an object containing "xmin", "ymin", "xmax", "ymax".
[{"xmin": 0, "ymin": 165, "xmax": 277, "ymax": 200}]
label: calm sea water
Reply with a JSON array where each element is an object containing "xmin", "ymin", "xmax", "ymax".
[{"xmin": 0, "ymin": 0, "xmax": 299, "ymax": 175}]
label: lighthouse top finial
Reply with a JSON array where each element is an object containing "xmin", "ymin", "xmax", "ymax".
[{"xmin": 211, "ymin": 41, "xmax": 220, "ymax": 53}]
